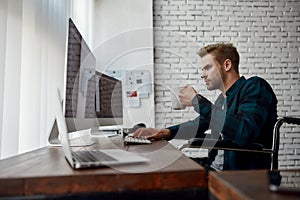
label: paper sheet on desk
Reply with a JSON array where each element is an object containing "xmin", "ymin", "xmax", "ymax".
[{"xmin": 169, "ymin": 139, "xmax": 208, "ymax": 158}]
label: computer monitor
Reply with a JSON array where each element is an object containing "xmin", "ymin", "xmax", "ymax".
[
  {"xmin": 64, "ymin": 18, "xmax": 123, "ymax": 132},
  {"xmin": 95, "ymin": 71, "xmax": 123, "ymax": 125}
]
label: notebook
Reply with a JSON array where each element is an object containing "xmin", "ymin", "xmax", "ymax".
[{"xmin": 55, "ymin": 91, "xmax": 149, "ymax": 169}]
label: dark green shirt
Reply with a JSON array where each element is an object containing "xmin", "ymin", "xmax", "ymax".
[{"xmin": 167, "ymin": 76, "xmax": 278, "ymax": 170}]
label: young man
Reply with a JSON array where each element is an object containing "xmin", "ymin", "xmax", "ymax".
[{"xmin": 134, "ymin": 43, "xmax": 278, "ymax": 170}]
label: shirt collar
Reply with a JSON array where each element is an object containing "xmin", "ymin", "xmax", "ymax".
[{"xmin": 225, "ymin": 76, "xmax": 246, "ymax": 97}]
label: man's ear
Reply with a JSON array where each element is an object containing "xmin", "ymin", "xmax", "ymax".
[{"xmin": 223, "ymin": 59, "xmax": 232, "ymax": 72}]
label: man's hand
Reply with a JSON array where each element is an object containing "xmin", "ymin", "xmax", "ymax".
[
  {"xmin": 178, "ymin": 85, "xmax": 197, "ymax": 107},
  {"xmin": 133, "ymin": 128, "xmax": 171, "ymax": 141}
]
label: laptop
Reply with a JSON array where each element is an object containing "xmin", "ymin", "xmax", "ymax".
[{"xmin": 55, "ymin": 91, "xmax": 149, "ymax": 169}]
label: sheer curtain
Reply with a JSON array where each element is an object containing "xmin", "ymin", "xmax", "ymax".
[{"xmin": 0, "ymin": 0, "xmax": 94, "ymax": 159}]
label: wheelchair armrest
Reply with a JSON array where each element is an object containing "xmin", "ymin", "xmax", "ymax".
[
  {"xmin": 188, "ymin": 138, "xmax": 264, "ymax": 151},
  {"xmin": 282, "ymin": 117, "xmax": 300, "ymax": 125},
  {"xmin": 188, "ymin": 138, "xmax": 220, "ymax": 147}
]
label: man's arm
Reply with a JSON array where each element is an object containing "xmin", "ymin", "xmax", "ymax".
[
  {"xmin": 133, "ymin": 85, "xmax": 210, "ymax": 141},
  {"xmin": 166, "ymin": 115, "xmax": 209, "ymax": 140}
]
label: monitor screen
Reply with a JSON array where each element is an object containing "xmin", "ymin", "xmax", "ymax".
[{"xmin": 64, "ymin": 18, "xmax": 123, "ymax": 132}]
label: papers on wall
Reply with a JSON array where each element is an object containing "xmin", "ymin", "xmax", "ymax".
[{"xmin": 106, "ymin": 70, "xmax": 152, "ymax": 108}]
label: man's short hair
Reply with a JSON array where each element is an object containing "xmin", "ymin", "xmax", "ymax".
[{"xmin": 198, "ymin": 43, "xmax": 240, "ymax": 74}]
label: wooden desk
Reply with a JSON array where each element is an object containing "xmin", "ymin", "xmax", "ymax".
[
  {"xmin": 209, "ymin": 170, "xmax": 300, "ymax": 200},
  {"xmin": 0, "ymin": 136, "xmax": 206, "ymax": 199}
]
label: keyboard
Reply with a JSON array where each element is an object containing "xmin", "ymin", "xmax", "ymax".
[{"xmin": 124, "ymin": 136, "xmax": 152, "ymax": 144}]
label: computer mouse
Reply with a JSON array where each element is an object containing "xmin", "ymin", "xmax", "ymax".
[
  {"xmin": 133, "ymin": 123, "xmax": 146, "ymax": 129},
  {"xmin": 123, "ymin": 123, "xmax": 146, "ymax": 135}
]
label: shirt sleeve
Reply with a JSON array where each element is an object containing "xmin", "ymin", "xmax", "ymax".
[
  {"xmin": 167, "ymin": 116, "xmax": 210, "ymax": 140},
  {"xmin": 166, "ymin": 94, "xmax": 211, "ymax": 140}
]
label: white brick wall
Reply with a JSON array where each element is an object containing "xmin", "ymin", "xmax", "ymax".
[{"xmin": 153, "ymin": 0, "xmax": 300, "ymax": 169}]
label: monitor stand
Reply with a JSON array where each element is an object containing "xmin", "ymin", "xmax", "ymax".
[{"xmin": 48, "ymin": 118, "xmax": 94, "ymax": 147}]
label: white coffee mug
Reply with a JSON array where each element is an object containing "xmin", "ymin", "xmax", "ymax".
[{"xmin": 171, "ymin": 86, "xmax": 186, "ymax": 110}]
